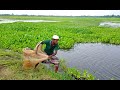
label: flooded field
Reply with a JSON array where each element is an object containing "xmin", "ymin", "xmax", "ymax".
[{"xmin": 57, "ymin": 43, "xmax": 120, "ymax": 80}]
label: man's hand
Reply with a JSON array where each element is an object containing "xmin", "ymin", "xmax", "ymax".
[
  {"xmin": 48, "ymin": 50, "xmax": 58, "ymax": 59},
  {"xmin": 48, "ymin": 55, "xmax": 52, "ymax": 59}
]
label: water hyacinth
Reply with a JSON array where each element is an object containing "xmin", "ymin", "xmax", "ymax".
[{"xmin": 0, "ymin": 16, "xmax": 120, "ymax": 52}]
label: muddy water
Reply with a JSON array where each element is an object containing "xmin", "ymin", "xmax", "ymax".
[{"xmin": 56, "ymin": 43, "xmax": 120, "ymax": 80}]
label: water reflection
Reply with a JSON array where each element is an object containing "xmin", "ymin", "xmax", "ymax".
[{"xmin": 57, "ymin": 43, "xmax": 120, "ymax": 80}]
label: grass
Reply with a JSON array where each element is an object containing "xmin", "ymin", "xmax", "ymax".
[{"xmin": 0, "ymin": 49, "xmax": 22, "ymax": 60}]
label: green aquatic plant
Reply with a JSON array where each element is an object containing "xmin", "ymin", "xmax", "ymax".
[
  {"xmin": 66, "ymin": 68, "xmax": 95, "ymax": 80},
  {"xmin": 0, "ymin": 16, "xmax": 120, "ymax": 52}
]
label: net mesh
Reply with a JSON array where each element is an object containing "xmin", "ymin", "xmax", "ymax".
[{"xmin": 22, "ymin": 43, "xmax": 49, "ymax": 69}]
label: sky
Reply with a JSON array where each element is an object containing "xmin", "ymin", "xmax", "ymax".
[{"xmin": 0, "ymin": 10, "xmax": 120, "ymax": 16}]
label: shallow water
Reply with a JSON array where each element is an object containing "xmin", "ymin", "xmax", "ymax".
[
  {"xmin": 56, "ymin": 43, "xmax": 120, "ymax": 80},
  {"xmin": 99, "ymin": 22, "xmax": 120, "ymax": 28},
  {"xmin": 0, "ymin": 19, "xmax": 59, "ymax": 24}
]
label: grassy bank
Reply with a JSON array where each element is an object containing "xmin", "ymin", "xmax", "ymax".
[{"xmin": 0, "ymin": 49, "xmax": 95, "ymax": 80}]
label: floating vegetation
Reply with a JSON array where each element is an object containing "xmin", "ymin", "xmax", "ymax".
[{"xmin": 0, "ymin": 16, "xmax": 120, "ymax": 52}]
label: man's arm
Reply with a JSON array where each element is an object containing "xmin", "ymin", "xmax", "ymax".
[
  {"xmin": 52, "ymin": 50, "xmax": 58, "ymax": 56},
  {"xmin": 34, "ymin": 41, "xmax": 44, "ymax": 54}
]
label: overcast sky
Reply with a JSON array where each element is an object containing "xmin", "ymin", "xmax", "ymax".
[{"xmin": 0, "ymin": 10, "xmax": 120, "ymax": 16}]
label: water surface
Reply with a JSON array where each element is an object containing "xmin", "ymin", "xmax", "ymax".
[
  {"xmin": 56, "ymin": 43, "xmax": 120, "ymax": 80},
  {"xmin": 99, "ymin": 22, "xmax": 120, "ymax": 28},
  {"xmin": 0, "ymin": 19, "xmax": 59, "ymax": 24}
]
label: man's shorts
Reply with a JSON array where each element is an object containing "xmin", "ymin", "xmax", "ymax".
[
  {"xmin": 42, "ymin": 56, "xmax": 59, "ymax": 65},
  {"xmin": 50, "ymin": 56, "xmax": 59, "ymax": 65}
]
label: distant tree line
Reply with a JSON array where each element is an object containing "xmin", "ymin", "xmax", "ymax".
[{"xmin": 0, "ymin": 14, "xmax": 120, "ymax": 17}]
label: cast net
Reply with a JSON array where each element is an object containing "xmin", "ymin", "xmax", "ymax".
[{"xmin": 22, "ymin": 43, "xmax": 49, "ymax": 69}]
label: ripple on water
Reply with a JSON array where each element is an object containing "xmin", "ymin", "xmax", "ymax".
[{"xmin": 57, "ymin": 43, "xmax": 120, "ymax": 80}]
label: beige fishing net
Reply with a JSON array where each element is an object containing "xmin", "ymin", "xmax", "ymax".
[{"xmin": 22, "ymin": 42, "xmax": 49, "ymax": 69}]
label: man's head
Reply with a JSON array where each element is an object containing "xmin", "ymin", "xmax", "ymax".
[{"xmin": 52, "ymin": 35, "xmax": 59, "ymax": 44}]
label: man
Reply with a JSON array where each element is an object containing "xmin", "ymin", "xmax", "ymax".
[{"xmin": 35, "ymin": 35, "xmax": 60, "ymax": 72}]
